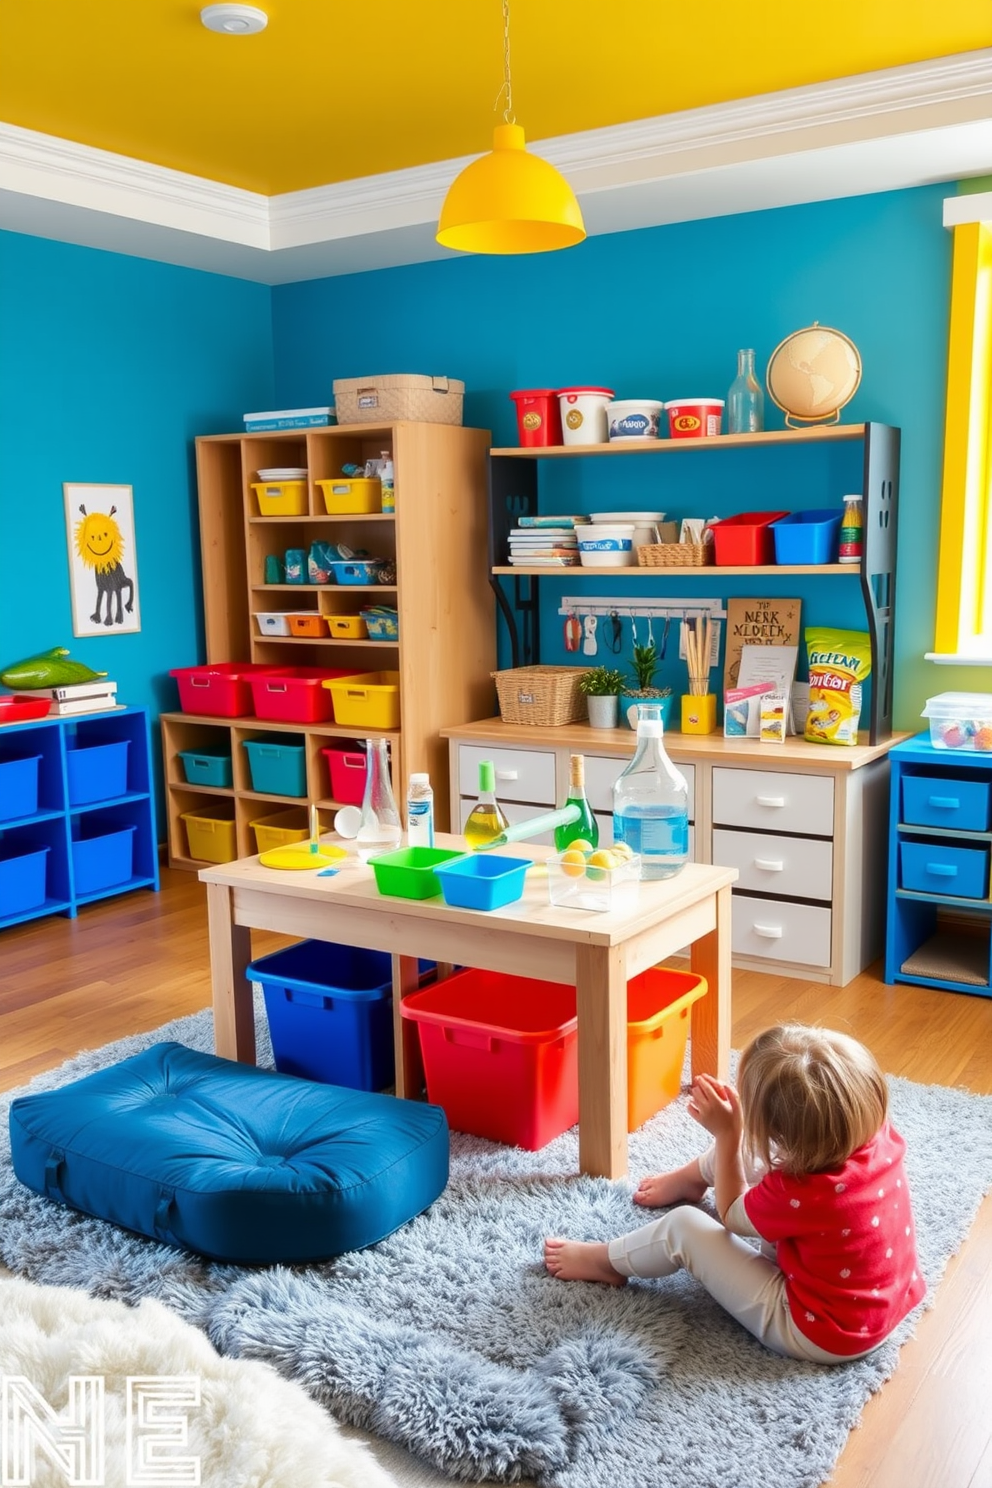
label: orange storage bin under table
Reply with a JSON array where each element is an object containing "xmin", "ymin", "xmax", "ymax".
[{"xmin": 401, "ymin": 964, "xmax": 707, "ymax": 1148}]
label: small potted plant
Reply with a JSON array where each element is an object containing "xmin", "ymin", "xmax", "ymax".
[
  {"xmin": 578, "ymin": 665, "xmax": 626, "ymax": 729},
  {"xmin": 620, "ymin": 639, "xmax": 673, "ymax": 730}
]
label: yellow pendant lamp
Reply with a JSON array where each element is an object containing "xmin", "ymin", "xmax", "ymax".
[{"xmin": 436, "ymin": 1, "xmax": 586, "ymax": 256}]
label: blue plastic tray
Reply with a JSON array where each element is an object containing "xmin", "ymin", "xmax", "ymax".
[
  {"xmin": 330, "ymin": 561, "xmax": 386, "ymax": 586},
  {"xmin": 433, "ymin": 853, "xmax": 531, "ymax": 911}
]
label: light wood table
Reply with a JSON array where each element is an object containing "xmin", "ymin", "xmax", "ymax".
[{"xmin": 199, "ymin": 837, "xmax": 737, "ymax": 1179}]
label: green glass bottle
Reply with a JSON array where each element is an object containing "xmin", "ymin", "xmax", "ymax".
[{"xmin": 554, "ymin": 754, "xmax": 599, "ymax": 852}]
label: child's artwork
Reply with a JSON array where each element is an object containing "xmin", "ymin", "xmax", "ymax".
[{"xmin": 63, "ymin": 483, "xmax": 141, "ymax": 636}]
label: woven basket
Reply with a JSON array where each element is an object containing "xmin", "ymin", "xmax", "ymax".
[
  {"xmin": 492, "ymin": 665, "xmax": 587, "ymax": 727},
  {"xmin": 637, "ymin": 542, "xmax": 714, "ymax": 568},
  {"xmin": 333, "ymin": 374, "xmax": 464, "ymax": 426}
]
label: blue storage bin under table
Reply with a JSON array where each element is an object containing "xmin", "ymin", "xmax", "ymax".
[
  {"xmin": 900, "ymin": 839, "xmax": 989, "ymax": 900},
  {"xmin": 243, "ymin": 738, "xmax": 307, "ymax": 797},
  {"xmin": 66, "ymin": 739, "xmax": 130, "ymax": 806},
  {"xmin": 178, "ymin": 748, "xmax": 234, "ymax": 788},
  {"xmin": 248, "ymin": 938, "xmax": 402, "ymax": 1090},
  {"xmin": 901, "ymin": 774, "xmax": 992, "ymax": 832},
  {"xmin": 770, "ymin": 509, "xmax": 843, "ymax": 566},
  {"xmin": 71, "ymin": 824, "xmax": 136, "ymax": 894},
  {"xmin": 0, "ymin": 844, "xmax": 49, "ymax": 917},
  {"xmin": 0, "ymin": 755, "xmax": 42, "ymax": 821}
]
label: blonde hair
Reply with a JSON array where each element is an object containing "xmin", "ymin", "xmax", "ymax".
[{"xmin": 738, "ymin": 1024, "xmax": 888, "ymax": 1176}]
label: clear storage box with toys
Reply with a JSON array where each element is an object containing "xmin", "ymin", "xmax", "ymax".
[
  {"xmin": 546, "ymin": 842, "xmax": 640, "ymax": 912},
  {"xmin": 922, "ymin": 692, "xmax": 992, "ymax": 751}
]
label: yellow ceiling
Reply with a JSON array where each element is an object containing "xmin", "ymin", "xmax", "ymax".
[{"xmin": 0, "ymin": 1, "xmax": 988, "ymax": 196}]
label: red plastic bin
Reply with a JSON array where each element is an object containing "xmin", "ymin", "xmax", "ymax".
[
  {"xmin": 710, "ymin": 511, "xmax": 789, "ymax": 566},
  {"xmin": 321, "ymin": 745, "xmax": 366, "ymax": 805},
  {"xmin": 401, "ymin": 968, "xmax": 578, "ymax": 1149},
  {"xmin": 170, "ymin": 662, "xmax": 275, "ymax": 718},
  {"xmin": 509, "ymin": 389, "xmax": 563, "ymax": 448},
  {"xmin": 249, "ymin": 667, "xmax": 359, "ymax": 724}
]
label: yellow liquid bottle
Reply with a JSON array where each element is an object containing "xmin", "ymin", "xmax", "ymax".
[{"xmin": 463, "ymin": 760, "xmax": 510, "ymax": 848}]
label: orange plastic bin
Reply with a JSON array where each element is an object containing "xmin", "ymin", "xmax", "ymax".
[{"xmin": 626, "ymin": 967, "xmax": 707, "ymax": 1130}]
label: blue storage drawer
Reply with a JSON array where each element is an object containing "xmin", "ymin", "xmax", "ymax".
[
  {"xmin": 66, "ymin": 740, "xmax": 130, "ymax": 805},
  {"xmin": 243, "ymin": 738, "xmax": 306, "ymax": 797},
  {"xmin": 902, "ymin": 774, "xmax": 992, "ymax": 832},
  {"xmin": 178, "ymin": 749, "xmax": 233, "ymax": 788},
  {"xmin": 0, "ymin": 756, "xmax": 42, "ymax": 821},
  {"xmin": 900, "ymin": 840, "xmax": 989, "ymax": 899}
]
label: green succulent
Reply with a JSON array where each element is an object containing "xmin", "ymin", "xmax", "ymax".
[{"xmin": 578, "ymin": 665, "xmax": 626, "ymax": 697}]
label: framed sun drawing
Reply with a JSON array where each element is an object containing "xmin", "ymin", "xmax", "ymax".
[{"xmin": 63, "ymin": 483, "xmax": 142, "ymax": 637}]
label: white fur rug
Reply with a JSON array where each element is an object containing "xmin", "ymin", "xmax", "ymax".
[{"xmin": 0, "ymin": 1272, "xmax": 399, "ymax": 1488}]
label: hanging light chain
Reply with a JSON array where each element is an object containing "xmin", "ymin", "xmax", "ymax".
[{"xmin": 493, "ymin": 0, "xmax": 515, "ymax": 123}]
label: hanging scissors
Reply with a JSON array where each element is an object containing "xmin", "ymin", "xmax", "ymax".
[{"xmin": 608, "ymin": 610, "xmax": 623, "ymax": 653}]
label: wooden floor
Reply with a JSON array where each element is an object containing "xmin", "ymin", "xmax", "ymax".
[{"xmin": 2, "ymin": 868, "xmax": 991, "ymax": 1487}]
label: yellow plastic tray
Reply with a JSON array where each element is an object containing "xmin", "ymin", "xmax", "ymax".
[
  {"xmin": 181, "ymin": 810, "xmax": 237, "ymax": 863},
  {"xmin": 322, "ymin": 671, "xmax": 400, "ymax": 730},
  {"xmin": 315, "ymin": 477, "xmax": 381, "ymax": 515},
  {"xmin": 251, "ymin": 480, "xmax": 308, "ymax": 516}
]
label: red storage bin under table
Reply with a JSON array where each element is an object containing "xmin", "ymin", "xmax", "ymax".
[
  {"xmin": 170, "ymin": 662, "xmax": 276, "ymax": 718},
  {"xmin": 321, "ymin": 745, "xmax": 367, "ymax": 805},
  {"xmin": 249, "ymin": 668, "xmax": 359, "ymax": 724},
  {"xmin": 710, "ymin": 511, "xmax": 789, "ymax": 566}
]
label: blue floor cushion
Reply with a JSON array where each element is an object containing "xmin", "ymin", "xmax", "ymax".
[{"xmin": 9, "ymin": 1042, "xmax": 449, "ymax": 1264}]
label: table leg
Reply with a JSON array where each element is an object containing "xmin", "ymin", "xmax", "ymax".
[
  {"xmin": 575, "ymin": 942, "xmax": 628, "ymax": 1179},
  {"xmin": 206, "ymin": 882, "xmax": 254, "ymax": 1064},
  {"xmin": 392, "ymin": 954, "xmax": 425, "ymax": 1100},
  {"xmin": 689, "ymin": 884, "xmax": 732, "ymax": 1082}
]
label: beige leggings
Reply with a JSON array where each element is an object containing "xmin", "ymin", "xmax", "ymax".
[{"xmin": 607, "ymin": 1145, "xmax": 875, "ymax": 1364}]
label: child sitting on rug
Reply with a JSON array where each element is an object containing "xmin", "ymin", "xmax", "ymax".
[{"xmin": 544, "ymin": 1024, "xmax": 925, "ymax": 1364}]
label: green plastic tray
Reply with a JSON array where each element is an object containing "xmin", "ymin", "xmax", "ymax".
[{"xmin": 369, "ymin": 846, "xmax": 465, "ymax": 900}]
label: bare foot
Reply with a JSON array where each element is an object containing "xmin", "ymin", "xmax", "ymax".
[
  {"xmin": 543, "ymin": 1238, "xmax": 626, "ymax": 1286},
  {"xmin": 633, "ymin": 1159, "xmax": 708, "ymax": 1210}
]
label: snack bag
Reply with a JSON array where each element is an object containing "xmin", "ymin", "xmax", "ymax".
[{"xmin": 804, "ymin": 628, "xmax": 872, "ymax": 746}]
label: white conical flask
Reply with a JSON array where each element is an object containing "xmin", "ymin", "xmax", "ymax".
[
  {"xmin": 356, "ymin": 739, "xmax": 402, "ymax": 860},
  {"xmin": 612, "ymin": 703, "xmax": 689, "ymax": 880}
]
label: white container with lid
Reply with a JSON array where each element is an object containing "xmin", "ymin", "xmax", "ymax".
[
  {"xmin": 557, "ymin": 387, "xmax": 615, "ymax": 445},
  {"xmin": 921, "ymin": 692, "xmax": 992, "ymax": 750},
  {"xmin": 606, "ymin": 400, "xmax": 664, "ymax": 441},
  {"xmin": 576, "ymin": 523, "xmax": 637, "ymax": 568},
  {"xmin": 590, "ymin": 511, "xmax": 666, "ymax": 550}
]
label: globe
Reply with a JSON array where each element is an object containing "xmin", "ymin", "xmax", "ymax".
[{"xmin": 766, "ymin": 323, "xmax": 862, "ymax": 426}]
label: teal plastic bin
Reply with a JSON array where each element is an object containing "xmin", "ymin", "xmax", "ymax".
[{"xmin": 243, "ymin": 738, "xmax": 307, "ymax": 796}]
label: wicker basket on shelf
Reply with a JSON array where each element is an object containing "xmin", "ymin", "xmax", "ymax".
[
  {"xmin": 637, "ymin": 542, "xmax": 714, "ymax": 568},
  {"xmin": 492, "ymin": 665, "xmax": 588, "ymax": 726}
]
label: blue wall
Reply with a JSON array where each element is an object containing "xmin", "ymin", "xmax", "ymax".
[
  {"xmin": 271, "ymin": 185, "xmax": 953, "ymax": 731},
  {"xmin": 0, "ymin": 231, "xmax": 275, "ymax": 728}
]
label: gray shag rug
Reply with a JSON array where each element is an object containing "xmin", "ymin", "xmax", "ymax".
[{"xmin": 1, "ymin": 997, "xmax": 991, "ymax": 1488}]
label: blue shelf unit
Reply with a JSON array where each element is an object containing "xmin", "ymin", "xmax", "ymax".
[
  {"xmin": 0, "ymin": 706, "xmax": 159, "ymax": 930},
  {"xmin": 885, "ymin": 733, "xmax": 992, "ymax": 998}
]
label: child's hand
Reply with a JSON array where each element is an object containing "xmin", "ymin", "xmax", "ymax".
[{"xmin": 687, "ymin": 1073, "xmax": 743, "ymax": 1141}]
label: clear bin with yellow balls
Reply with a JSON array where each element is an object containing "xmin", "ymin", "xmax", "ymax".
[{"xmin": 547, "ymin": 844, "xmax": 641, "ymax": 913}]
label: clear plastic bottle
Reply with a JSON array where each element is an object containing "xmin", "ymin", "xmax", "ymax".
[
  {"xmin": 406, "ymin": 772, "xmax": 435, "ymax": 848},
  {"xmin": 612, "ymin": 703, "xmax": 689, "ymax": 880},
  {"xmin": 356, "ymin": 739, "xmax": 402, "ymax": 860},
  {"xmin": 554, "ymin": 753, "xmax": 599, "ymax": 852},
  {"xmin": 463, "ymin": 760, "xmax": 510, "ymax": 849},
  {"xmin": 727, "ymin": 348, "xmax": 765, "ymax": 434},
  {"xmin": 380, "ymin": 450, "xmax": 395, "ymax": 514}
]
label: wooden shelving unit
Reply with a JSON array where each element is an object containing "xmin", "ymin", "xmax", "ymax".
[{"xmin": 162, "ymin": 419, "xmax": 495, "ymax": 867}]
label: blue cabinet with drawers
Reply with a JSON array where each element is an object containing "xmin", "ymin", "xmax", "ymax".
[{"xmin": 885, "ymin": 734, "xmax": 992, "ymax": 996}]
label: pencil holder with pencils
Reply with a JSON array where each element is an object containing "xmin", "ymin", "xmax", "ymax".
[{"xmin": 681, "ymin": 615, "xmax": 717, "ymax": 735}]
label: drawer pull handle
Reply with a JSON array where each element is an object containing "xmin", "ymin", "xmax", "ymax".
[
  {"xmin": 926, "ymin": 862, "xmax": 958, "ymax": 877},
  {"xmin": 755, "ymin": 795, "xmax": 786, "ymax": 808},
  {"xmin": 495, "ymin": 769, "xmax": 519, "ymax": 781},
  {"xmin": 927, "ymin": 796, "xmax": 959, "ymax": 810},
  {"xmin": 753, "ymin": 858, "xmax": 785, "ymax": 872},
  {"xmin": 753, "ymin": 923, "xmax": 784, "ymax": 939}
]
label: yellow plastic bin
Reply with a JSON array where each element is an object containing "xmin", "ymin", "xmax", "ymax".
[
  {"xmin": 250, "ymin": 808, "xmax": 310, "ymax": 854},
  {"xmin": 181, "ymin": 807, "xmax": 237, "ymax": 863},
  {"xmin": 250, "ymin": 480, "xmax": 308, "ymax": 517},
  {"xmin": 327, "ymin": 615, "xmax": 369, "ymax": 640},
  {"xmin": 315, "ymin": 477, "xmax": 381, "ymax": 515},
  {"xmin": 627, "ymin": 968, "xmax": 708, "ymax": 1131},
  {"xmin": 323, "ymin": 671, "xmax": 400, "ymax": 730}
]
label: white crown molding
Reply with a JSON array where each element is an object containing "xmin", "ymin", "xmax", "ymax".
[{"xmin": 1, "ymin": 49, "xmax": 991, "ymax": 281}]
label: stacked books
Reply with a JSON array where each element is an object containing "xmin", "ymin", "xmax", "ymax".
[
  {"xmin": 507, "ymin": 516, "xmax": 587, "ymax": 567},
  {"xmin": 30, "ymin": 680, "xmax": 120, "ymax": 716}
]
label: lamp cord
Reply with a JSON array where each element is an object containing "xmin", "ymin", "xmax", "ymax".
[{"xmin": 493, "ymin": 0, "xmax": 515, "ymax": 123}]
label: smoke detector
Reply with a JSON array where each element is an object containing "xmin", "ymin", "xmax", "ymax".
[{"xmin": 200, "ymin": 4, "xmax": 268, "ymax": 34}]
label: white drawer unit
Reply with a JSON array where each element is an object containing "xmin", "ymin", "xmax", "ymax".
[
  {"xmin": 586, "ymin": 754, "xmax": 695, "ymax": 819},
  {"xmin": 712, "ymin": 828, "xmax": 833, "ymax": 902},
  {"xmin": 713, "ymin": 767, "xmax": 834, "ymax": 837},
  {"xmin": 457, "ymin": 744, "xmax": 555, "ymax": 806},
  {"xmin": 731, "ymin": 895, "xmax": 833, "ymax": 968},
  {"xmin": 458, "ymin": 796, "xmax": 557, "ymax": 846}
]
